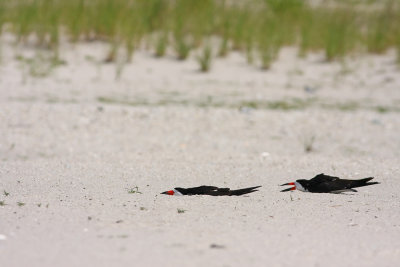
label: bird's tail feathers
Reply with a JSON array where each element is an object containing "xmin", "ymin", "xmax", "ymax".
[
  {"xmin": 350, "ymin": 177, "xmax": 379, "ymax": 188},
  {"xmin": 230, "ymin": 186, "xmax": 261, "ymax": 196}
]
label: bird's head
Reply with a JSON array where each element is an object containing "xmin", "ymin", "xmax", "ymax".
[{"xmin": 280, "ymin": 180, "xmax": 308, "ymax": 192}]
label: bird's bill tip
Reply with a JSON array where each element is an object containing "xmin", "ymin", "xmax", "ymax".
[
  {"xmin": 161, "ymin": 190, "xmax": 174, "ymax": 195},
  {"xmin": 281, "ymin": 186, "xmax": 296, "ymax": 192},
  {"xmin": 280, "ymin": 182, "xmax": 295, "ymax": 186}
]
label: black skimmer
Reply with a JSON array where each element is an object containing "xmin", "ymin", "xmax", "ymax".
[
  {"xmin": 280, "ymin": 173, "xmax": 379, "ymax": 193},
  {"xmin": 161, "ymin": 185, "xmax": 261, "ymax": 196}
]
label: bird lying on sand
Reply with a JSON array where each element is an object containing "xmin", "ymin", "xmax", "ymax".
[
  {"xmin": 280, "ymin": 173, "xmax": 379, "ymax": 193},
  {"xmin": 161, "ymin": 185, "xmax": 261, "ymax": 196}
]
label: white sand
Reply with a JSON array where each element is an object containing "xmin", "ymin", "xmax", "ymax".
[{"xmin": 1, "ymin": 37, "xmax": 400, "ymax": 267}]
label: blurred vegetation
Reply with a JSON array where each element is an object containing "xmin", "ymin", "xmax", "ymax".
[{"xmin": 0, "ymin": 0, "xmax": 399, "ymax": 71}]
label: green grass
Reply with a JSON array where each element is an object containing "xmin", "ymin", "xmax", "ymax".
[
  {"xmin": 175, "ymin": 37, "xmax": 191, "ymax": 60},
  {"xmin": 177, "ymin": 208, "xmax": 186, "ymax": 214},
  {"xmin": 96, "ymin": 95, "xmax": 400, "ymax": 113},
  {"xmin": 197, "ymin": 44, "xmax": 212, "ymax": 72},
  {"xmin": 16, "ymin": 53, "xmax": 66, "ymax": 77},
  {"xmin": 322, "ymin": 8, "xmax": 358, "ymax": 61},
  {"xmin": 1, "ymin": 0, "xmax": 399, "ymax": 71},
  {"xmin": 154, "ymin": 32, "xmax": 168, "ymax": 58},
  {"xmin": 127, "ymin": 186, "xmax": 142, "ymax": 194}
]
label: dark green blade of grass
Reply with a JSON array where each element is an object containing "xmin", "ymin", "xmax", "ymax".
[{"xmin": 1, "ymin": 0, "xmax": 399, "ymax": 69}]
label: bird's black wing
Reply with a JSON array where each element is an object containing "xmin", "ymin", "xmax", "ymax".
[
  {"xmin": 229, "ymin": 186, "xmax": 262, "ymax": 196},
  {"xmin": 310, "ymin": 178, "xmax": 378, "ymax": 193},
  {"xmin": 309, "ymin": 180, "xmax": 351, "ymax": 193},
  {"xmin": 178, "ymin": 185, "xmax": 261, "ymax": 196},
  {"xmin": 216, "ymin": 188, "xmax": 230, "ymax": 192},
  {"xmin": 201, "ymin": 187, "xmax": 231, "ymax": 196},
  {"xmin": 310, "ymin": 173, "xmax": 340, "ymax": 183},
  {"xmin": 180, "ymin": 186, "xmax": 219, "ymax": 195}
]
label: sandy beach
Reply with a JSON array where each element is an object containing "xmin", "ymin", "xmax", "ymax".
[{"xmin": 1, "ymin": 37, "xmax": 400, "ymax": 266}]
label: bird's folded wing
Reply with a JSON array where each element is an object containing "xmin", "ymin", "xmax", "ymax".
[
  {"xmin": 312, "ymin": 173, "xmax": 340, "ymax": 182},
  {"xmin": 216, "ymin": 188, "xmax": 230, "ymax": 192}
]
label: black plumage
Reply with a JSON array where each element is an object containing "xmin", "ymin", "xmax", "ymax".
[
  {"xmin": 281, "ymin": 173, "xmax": 379, "ymax": 193},
  {"xmin": 161, "ymin": 185, "xmax": 261, "ymax": 196}
]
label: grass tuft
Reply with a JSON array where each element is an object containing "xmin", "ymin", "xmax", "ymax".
[
  {"xmin": 197, "ymin": 44, "xmax": 212, "ymax": 72},
  {"xmin": 177, "ymin": 208, "xmax": 186, "ymax": 214},
  {"xmin": 155, "ymin": 32, "xmax": 168, "ymax": 58},
  {"xmin": 175, "ymin": 37, "xmax": 191, "ymax": 60},
  {"xmin": 0, "ymin": 0, "xmax": 398, "ymax": 72},
  {"xmin": 128, "ymin": 186, "xmax": 142, "ymax": 194}
]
